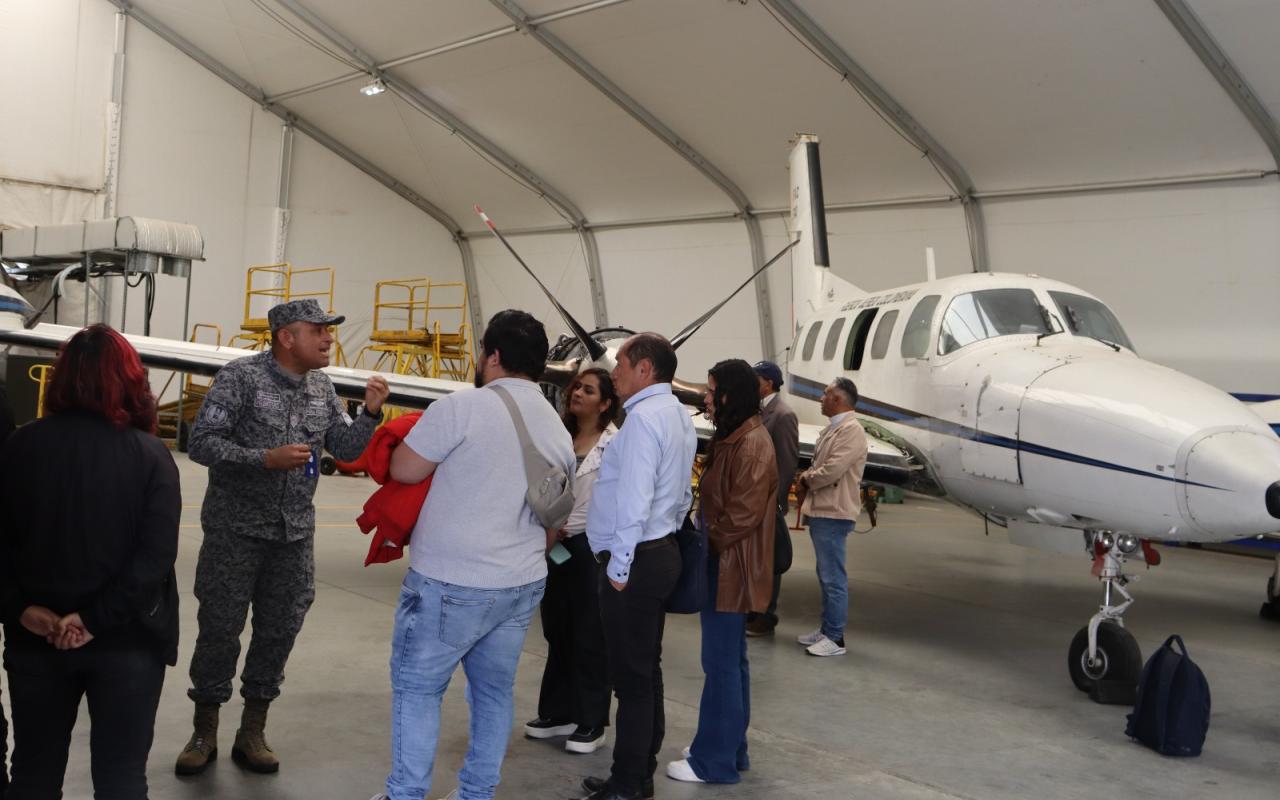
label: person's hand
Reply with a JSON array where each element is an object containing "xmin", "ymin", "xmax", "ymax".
[
  {"xmin": 609, "ymin": 578, "xmax": 627, "ymax": 592},
  {"xmin": 556, "ymin": 528, "xmax": 569, "ymax": 541},
  {"xmin": 365, "ymin": 376, "xmax": 390, "ymax": 415},
  {"xmin": 20, "ymin": 605, "xmax": 59, "ymax": 639},
  {"xmin": 265, "ymin": 444, "xmax": 312, "ymax": 470},
  {"xmin": 54, "ymin": 613, "xmax": 93, "ymax": 650}
]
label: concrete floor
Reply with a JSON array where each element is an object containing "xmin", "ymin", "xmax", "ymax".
[{"xmin": 27, "ymin": 453, "xmax": 1280, "ymax": 799}]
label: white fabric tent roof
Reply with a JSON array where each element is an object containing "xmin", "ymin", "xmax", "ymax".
[{"xmin": 111, "ymin": 0, "xmax": 1280, "ymax": 237}]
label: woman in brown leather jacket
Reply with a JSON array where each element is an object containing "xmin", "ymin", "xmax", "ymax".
[{"xmin": 666, "ymin": 359, "xmax": 777, "ymax": 786}]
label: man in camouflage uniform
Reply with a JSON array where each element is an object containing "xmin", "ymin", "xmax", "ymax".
[{"xmin": 176, "ymin": 299, "xmax": 389, "ymax": 776}]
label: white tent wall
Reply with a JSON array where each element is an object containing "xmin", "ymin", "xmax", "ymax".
[
  {"xmin": 984, "ymin": 180, "xmax": 1280, "ymax": 396},
  {"xmin": 283, "ymin": 134, "xmax": 465, "ymax": 365}
]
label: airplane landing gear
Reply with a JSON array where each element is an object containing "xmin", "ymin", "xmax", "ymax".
[
  {"xmin": 1067, "ymin": 531, "xmax": 1143, "ymax": 703},
  {"xmin": 1259, "ymin": 554, "xmax": 1280, "ymax": 620}
]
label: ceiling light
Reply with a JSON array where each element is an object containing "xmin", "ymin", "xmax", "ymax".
[{"xmin": 360, "ymin": 77, "xmax": 386, "ymax": 97}]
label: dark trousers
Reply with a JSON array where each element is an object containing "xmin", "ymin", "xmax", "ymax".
[
  {"xmin": 748, "ymin": 507, "xmax": 791, "ymax": 629},
  {"xmin": 688, "ymin": 557, "xmax": 750, "ymax": 783},
  {"xmin": 537, "ymin": 533, "xmax": 612, "ymax": 729},
  {"xmin": 599, "ymin": 538, "xmax": 681, "ymax": 795},
  {"xmin": 4, "ymin": 644, "xmax": 165, "ymax": 800},
  {"xmin": 189, "ymin": 527, "xmax": 315, "ymax": 704},
  {"xmin": 1, "ymin": 633, "xmax": 7, "ymax": 799}
]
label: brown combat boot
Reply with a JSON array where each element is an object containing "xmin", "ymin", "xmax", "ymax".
[
  {"xmin": 232, "ymin": 698, "xmax": 280, "ymax": 774},
  {"xmin": 174, "ymin": 702, "xmax": 219, "ymax": 776}
]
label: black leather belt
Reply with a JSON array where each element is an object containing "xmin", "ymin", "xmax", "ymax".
[{"xmin": 594, "ymin": 533, "xmax": 675, "ymax": 564}]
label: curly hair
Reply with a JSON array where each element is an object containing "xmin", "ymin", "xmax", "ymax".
[
  {"xmin": 704, "ymin": 358, "xmax": 760, "ymax": 467},
  {"xmin": 45, "ymin": 324, "xmax": 157, "ymax": 433},
  {"xmin": 562, "ymin": 367, "xmax": 619, "ymax": 438}
]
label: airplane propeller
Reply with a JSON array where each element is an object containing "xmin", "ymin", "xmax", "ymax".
[
  {"xmin": 475, "ymin": 206, "xmax": 607, "ymax": 363},
  {"xmin": 669, "ymin": 237, "xmax": 799, "ymax": 351}
]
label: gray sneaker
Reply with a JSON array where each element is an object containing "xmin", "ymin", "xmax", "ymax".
[
  {"xmin": 796, "ymin": 628, "xmax": 824, "ymax": 646},
  {"xmin": 805, "ymin": 635, "xmax": 847, "ymax": 657}
]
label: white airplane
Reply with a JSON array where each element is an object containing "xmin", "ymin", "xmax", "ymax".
[{"xmin": 3, "ymin": 136, "xmax": 1279, "ymax": 701}]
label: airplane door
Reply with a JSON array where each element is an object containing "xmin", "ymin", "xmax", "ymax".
[{"xmin": 960, "ymin": 374, "xmax": 1023, "ymax": 483}]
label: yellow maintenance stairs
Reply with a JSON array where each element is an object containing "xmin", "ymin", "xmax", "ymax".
[
  {"xmin": 356, "ymin": 279, "xmax": 474, "ymax": 382},
  {"xmin": 230, "ymin": 262, "xmax": 349, "ymax": 365}
]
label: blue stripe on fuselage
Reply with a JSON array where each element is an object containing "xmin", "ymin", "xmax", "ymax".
[{"xmin": 788, "ymin": 372, "xmax": 1223, "ymax": 490}]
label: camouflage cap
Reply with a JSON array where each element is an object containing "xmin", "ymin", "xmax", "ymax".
[{"xmin": 268, "ymin": 299, "xmax": 345, "ymax": 333}]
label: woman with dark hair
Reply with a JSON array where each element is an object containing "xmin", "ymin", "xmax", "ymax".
[
  {"xmin": 0, "ymin": 324, "xmax": 181, "ymax": 799},
  {"xmin": 667, "ymin": 358, "xmax": 777, "ymax": 786},
  {"xmin": 526, "ymin": 368, "xmax": 620, "ymax": 755}
]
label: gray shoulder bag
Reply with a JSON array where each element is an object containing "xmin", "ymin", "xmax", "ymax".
[{"xmin": 490, "ymin": 385, "xmax": 575, "ymax": 529}]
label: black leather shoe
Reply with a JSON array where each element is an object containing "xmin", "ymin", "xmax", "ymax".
[{"xmin": 578, "ymin": 775, "xmax": 653, "ymax": 800}]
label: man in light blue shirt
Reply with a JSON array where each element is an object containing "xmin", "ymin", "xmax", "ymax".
[{"xmin": 579, "ymin": 333, "xmax": 696, "ymax": 800}]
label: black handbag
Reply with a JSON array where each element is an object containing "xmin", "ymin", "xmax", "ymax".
[{"xmin": 665, "ymin": 512, "xmax": 706, "ymax": 614}]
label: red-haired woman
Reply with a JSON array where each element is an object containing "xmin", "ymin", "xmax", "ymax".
[{"xmin": 0, "ymin": 324, "xmax": 181, "ymax": 799}]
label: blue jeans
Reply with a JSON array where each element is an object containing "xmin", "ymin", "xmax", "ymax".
[
  {"xmin": 808, "ymin": 517, "xmax": 854, "ymax": 642},
  {"xmin": 385, "ymin": 569, "xmax": 546, "ymax": 800},
  {"xmin": 688, "ymin": 557, "xmax": 750, "ymax": 783}
]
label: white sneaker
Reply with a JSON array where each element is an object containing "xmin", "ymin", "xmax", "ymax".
[
  {"xmin": 666, "ymin": 759, "xmax": 705, "ymax": 783},
  {"xmin": 682, "ymin": 745, "xmax": 691, "ymax": 758},
  {"xmin": 805, "ymin": 635, "xmax": 847, "ymax": 657},
  {"xmin": 796, "ymin": 628, "xmax": 823, "ymax": 646}
]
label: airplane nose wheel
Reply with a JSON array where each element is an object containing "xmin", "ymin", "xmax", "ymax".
[{"xmin": 1067, "ymin": 533, "xmax": 1143, "ymax": 703}]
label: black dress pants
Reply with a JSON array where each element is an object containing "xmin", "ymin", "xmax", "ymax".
[
  {"xmin": 4, "ymin": 644, "xmax": 165, "ymax": 800},
  {"xmin": 537, "ymin": 533, "xmax": 612, "ymax": 729},
  {"xmin": 599, "ymin": 538, "xmax": 681, "ymax": 795}
]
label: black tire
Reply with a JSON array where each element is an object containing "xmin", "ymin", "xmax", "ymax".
[
  {"xmin": 1067, "ymin": 622, "xmax": 1142, "ymax": 693},
  {"xmin": 319, "ymin": 456, "xmax": 336, "ymax": 476},
  {"xmin": 177, "ymin": 420, "xmax": 191, "ymax": 453}
]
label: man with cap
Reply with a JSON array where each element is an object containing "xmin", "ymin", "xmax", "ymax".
[
  {"xmin": 176, "ymin": 299, "xmax": 389, "ymax": 776},
  {"xmin": 745, "ymin": 361, "xmax": 799, "ymax": 638}
]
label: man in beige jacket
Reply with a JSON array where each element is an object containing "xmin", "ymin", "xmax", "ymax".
[{"xmin": 794, "ymin": 378, "xmax": 868, "ymax": 657}]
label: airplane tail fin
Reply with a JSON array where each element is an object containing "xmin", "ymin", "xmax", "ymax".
[{"xmin": 788, "ymin": 134, "xmax": 863, "ymax": 323}]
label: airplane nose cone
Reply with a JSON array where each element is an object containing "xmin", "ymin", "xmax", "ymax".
[
  {"xmin": 1268, "ymin": 482, "xmax": 1280, "ymax": 520},
  {"xmin": 1180, "ymin": 430, "xmax": 1280, "ymax": 537}
]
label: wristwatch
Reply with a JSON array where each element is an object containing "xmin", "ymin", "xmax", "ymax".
[{"xmin": 361, "ymin": 406, "xmax": 384, "ymax": 421}]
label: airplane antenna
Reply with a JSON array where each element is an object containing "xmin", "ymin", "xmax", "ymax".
[
  {"xmin": 925, "ymin": 247, "xmax": 937, "ymax": 283},
  {"xmin": 475, "ymin": 206, "xmax": 607, "ymax": 362},
  {"xmin": 670, "ymin": 237, "xmax": 800, "ymax": 351}
]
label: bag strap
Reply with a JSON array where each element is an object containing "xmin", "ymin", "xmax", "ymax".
[
  {"xmin": 1165, "ymin": 634, "xmax": 1187, "ymax": 656},
  {"xmin": 1152, "ymin": 640, "xmax": 1183, "ymax": 749},
  {"xmin": 489, "ymin": 384, "xmax": 542, "ymax": 489}
]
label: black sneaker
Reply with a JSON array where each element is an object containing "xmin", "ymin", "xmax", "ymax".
[
  {"xmin": 524, "ymin": 717, "xmax": 576, "ymax": 739},
  {"xmin": 580, "ymin": 775, "xmax": 653, "ymax": 799},
  {"xmin": 565, "ymin": 726, "xmax": 606, "ymax": 754}
]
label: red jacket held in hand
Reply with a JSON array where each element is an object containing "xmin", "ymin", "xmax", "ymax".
[{"xmin": 356, "ymin": 411, "xmax": 431, "ymax": 566}]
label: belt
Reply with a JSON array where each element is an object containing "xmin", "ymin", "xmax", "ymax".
[{"xmin": 593, "ymin": 533, "xmax": 675, "ymax": 564}]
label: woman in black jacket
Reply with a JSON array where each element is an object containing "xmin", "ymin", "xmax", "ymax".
[{"xmin": 0, "ymin": 324, "xmax": 181, "ymax": 800}]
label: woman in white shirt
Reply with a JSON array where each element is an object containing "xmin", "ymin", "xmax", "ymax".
[{"xmin": 524, "ymin": 368, "xmax": 619, "ymax": 755}]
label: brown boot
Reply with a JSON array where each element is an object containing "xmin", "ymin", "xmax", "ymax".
[
  {"xmin": 232, "ymin": 699, "xmax": 280, "ymax": 774},
  {"xmin": 174, "ymin": 702, "xmax": 219, "ymax": 776}
]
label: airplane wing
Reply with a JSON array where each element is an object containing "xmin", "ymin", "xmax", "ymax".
[{"xmin": 0, "ymin": 323, "xmax": 466, "ymax": 409}]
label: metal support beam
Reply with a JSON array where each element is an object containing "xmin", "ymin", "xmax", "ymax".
[
  {"xmin": 1152, "ymin": 0, "xmax": 1280, "ymax": 171},
  {"xmin": 489, "ymin": 0, "xmax": 773, "ymax": 356},
  {"xmin": 458, "ymin": 238, "xmax": 485, "ymax": 351},
  {"xmin": 759, "ymin": 0, "xmax": 989, "ymax": 272},
  {"xmin": 271, "ymin": 0, "xmax": 609, "ymax": 327},
  {"xmin": 104, "ymin": 0, "xmax": 485, "ymax": 346}
]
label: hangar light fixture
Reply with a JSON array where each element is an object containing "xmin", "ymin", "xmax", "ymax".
[{"xmin": 359, "ymin": 77, "xmax": 386, "ymax": 97}]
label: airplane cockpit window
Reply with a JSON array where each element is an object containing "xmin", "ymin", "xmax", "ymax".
[
  {"xmin": 938, "ymin": 289, "xmax": 1051, "ymax": 355},
  {"xmin": 870, "ymin": 309, "xmax": 899, "ymax": 359},
  {"xmin": 1048, "ymin": 291, "xmax": 1135, "ymax": 352},
  {"xmin": 822, "ymin": 317, "xmax": 847, "ymax": 361},
  {"xmin": 900, "ymin": 295, "xmax": 940, "ymax": 359},
  {"xmin": 844, "ymin": 308, "xmax": 878, "ymax": 371},
  {"xmin": 801, "ymin": 321, "xmax": 824, "ymax": 360}
]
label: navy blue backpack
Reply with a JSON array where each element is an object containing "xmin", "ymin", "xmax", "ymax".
[{"xmin": 1125, "ymin": 635, "xmax": 1211, "ymax": 757}]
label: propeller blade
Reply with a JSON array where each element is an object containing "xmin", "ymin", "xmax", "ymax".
[
  {"xmin": 669, "ymin": 237, "xmax": 800, "ymax": 350},
  {"xmin": 475, "ymin": 206, "xmax": 607, "ymax": 362},
  {"xmin": 540, "ymin": 357, "xmax": 582, "ymax": 389}
]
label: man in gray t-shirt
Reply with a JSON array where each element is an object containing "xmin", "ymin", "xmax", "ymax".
[{"xmin": 371, "ymin": 309, "xmax": 574, "ymax": 800}]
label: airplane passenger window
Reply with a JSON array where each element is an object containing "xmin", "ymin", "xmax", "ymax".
[
  {"xmin": 801, "ymin": 321, "xmax": 824, "ymax": 360},
  {"xmin": 843, "ymin": 308, "xmax": 878, "ymax": 371},
  {"xmin": 822, "ymin": 317, "xmax": 847, "ymax": 361},
  {"xmin": 869, "ymin": 309, "xmax": 899, "ymax": 360},
  {"xmin": 938, "ymin": 289, "xmax": 1051, "ymax": 355},
  {"xmin": 900, "ymin": 295, "xmax": 940, "ymax": 359},
  {"xmin": 1048, "ymin": 291, "xmax": 1135, "ymax": 351}
]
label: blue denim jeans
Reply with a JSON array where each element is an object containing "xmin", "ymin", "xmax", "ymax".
[
  {"xmin": 384, "ymin": 569, "xmax": 546, "ymax": 800},
  {"xmin": 808, "ymin": 517, "xmax": 854, "ymax": 642},
  {"xmin": 688, "ymin": 557, "xmax": 750, "ymax": 783}
]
